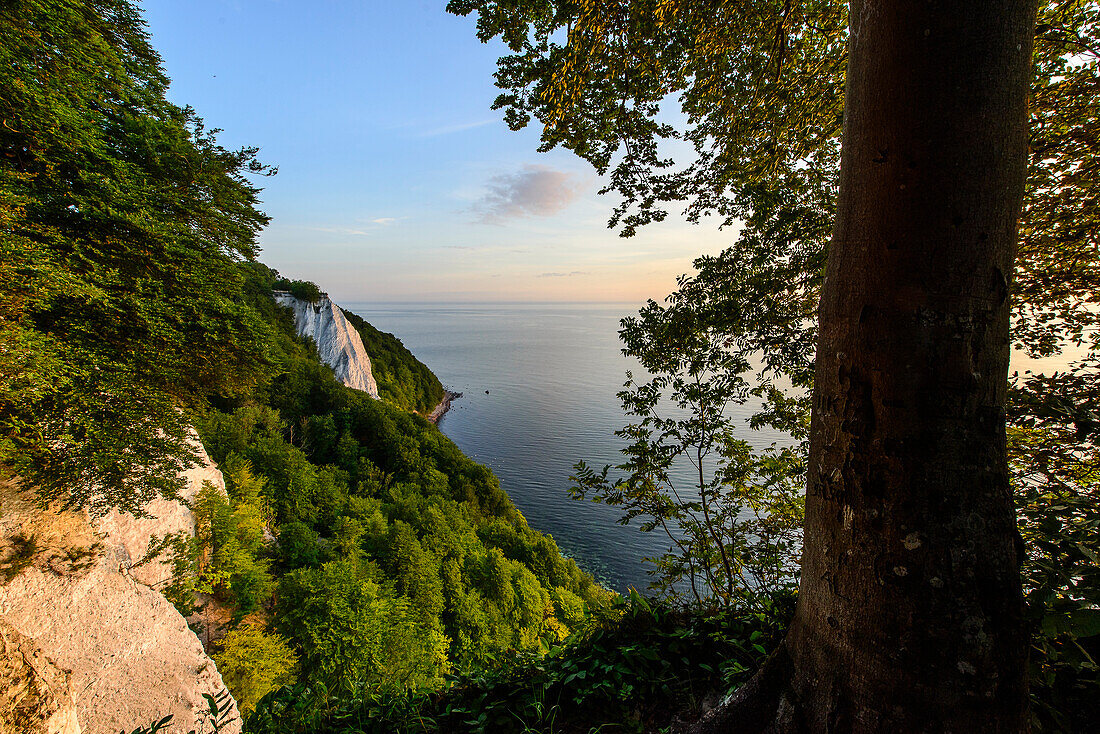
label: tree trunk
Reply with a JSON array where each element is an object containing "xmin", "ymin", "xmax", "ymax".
[{"xmin": 691, "ymin": 1, "xmax": 1037, "ymax": 731}]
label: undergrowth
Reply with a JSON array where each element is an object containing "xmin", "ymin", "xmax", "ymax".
[{"xmin": 246, "ymin": 591, "xmax": 795, "ymax": 734}]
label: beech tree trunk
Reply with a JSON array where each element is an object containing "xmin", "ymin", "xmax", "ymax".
[{"xmin": 691, "ymin": 1, "xmax": 1037, "ymax": 731}]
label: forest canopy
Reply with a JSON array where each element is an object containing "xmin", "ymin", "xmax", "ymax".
[
  {"xmin": 0, "ymin": 0, "xmax": 275, "ymax": 515},
  {"xmin": 190, "ymin": 263, "xmax": 616, "ymax": 711}
]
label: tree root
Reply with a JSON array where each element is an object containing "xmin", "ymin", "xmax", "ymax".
[{"xmin": 678, "ymin": 641, "xmax": 804, "ymax": 734}]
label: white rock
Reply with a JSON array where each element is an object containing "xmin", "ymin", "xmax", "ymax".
[
  {"xmin": 0, "ymin": 554, "xmax": 240, "ymax": 734},
  {"xmin": 275, "ymin": 293, "xmax": 379, "ymax": 397},
  {"xmin": 0, "ymin": 448, "xmax": 242, "ymax": 734},
  {"xmin": 0, "ymin": 620, "xmax": 81, "ymax": 734},
  {"xmin": 91, "ymin": 430, "xmax": 226, "ymax": 589}
]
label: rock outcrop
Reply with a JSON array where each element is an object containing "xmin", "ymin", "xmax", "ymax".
[
  {"xmin": 0, "ymin": 440, "xmax": 242, "ymax": 734},
  {"xmin": 274, "ymin": 292, "xmax": 380, "ymax": 397},
  {"xmin": 0, "ymin": 620, "xmax": 79, "ymax": 734},
  {"xmin": 91, "ymin": 432, "xmax": 226, "ymax": 589}
]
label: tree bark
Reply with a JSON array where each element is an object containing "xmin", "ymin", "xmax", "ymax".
[{"xmin": 692, "ymin": 1, "xmax": 1037, "ymax": 731}]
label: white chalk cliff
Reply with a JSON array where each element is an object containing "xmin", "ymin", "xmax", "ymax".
[
  {"xmin": 0, "ymin": 438, "xmax": 241, "ymax": 734},
  {"xmin": 275, "ymin": 293, "xmax": 380, "ymax": 397}
]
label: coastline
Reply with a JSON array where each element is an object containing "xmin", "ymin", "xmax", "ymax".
[{"xmin": 427, "ymin": 390, "xmax": 462, "ymax": 424}]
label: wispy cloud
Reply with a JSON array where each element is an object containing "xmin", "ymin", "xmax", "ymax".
[
  {"xmin": 301, "ymin": 216, "xmax": 401, "ymax": 236},
  {"xmin": 441, "ymin": 244, "xmax": 531, "ymax": 254},
  {"xmin": 418, "ymin": 118, "xmax": 497, "ymax": 138},
  {"xmin": 537, "ymin": 271, "xmax": 587, "ymax": 278},
  {"xmin": 473, "ymin": 164, "xmax": 582, "ymax": 223},
  {"xmin": 310, "ymin": 226, "xmax": 373, "ymax": 236}
]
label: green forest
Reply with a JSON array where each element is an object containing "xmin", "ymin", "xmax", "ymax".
[
  {"xmin": 191, "ymin": 262, "xmax": 614, "ymax": 716},
  {"xmin": 340, "ymin": 307, "xmax": 447, "ymax": 414},
  {"xmin": 2, "ymin": 0, "xmax": 1099, "ymax": 733}
]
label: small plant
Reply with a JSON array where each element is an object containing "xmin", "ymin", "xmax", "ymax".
[
  {"xmin": 123, "ymin": 690, "xmax": 236, "ymax": 734},
  {"xmin": 571, "ymin": 287, "xmax": 807, "ymax": 610},
  {"xmin": 0, "ymin": 532, "xmax": 37, "ymax": 583}
]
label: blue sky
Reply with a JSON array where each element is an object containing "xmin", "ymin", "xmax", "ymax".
[{"xmin": 140, "ymin": 0, "xmax": 737, "ymax": 303}]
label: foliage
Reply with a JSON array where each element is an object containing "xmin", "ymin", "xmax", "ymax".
[
  {"xmin": 0, "ymin": 0, "xmax": 276, "ymax": 515},
  {"xmin": 151, "ymin": 467, "xmax": 275, "ymax": 617},
  {"xmin": 1009, "ymin": 385, "xmax": 1100, "ymax": 730},
  {"xmin": 274, "ymin": 278, "xmax": 324, "ymax": 304},
  {"xmin": 193, "ymin": 477, "xmax": 275, "ymax": 615},
  {"xmin": 446, "ymin": 0, "xmax": 846, "ymax": 237},
  {"xmin": 186, "ymin": 265, "xmax": 617, "ymax": 708},
  {"xmin": 122, "ymin": 690, "xmax": 236, "ymax": 734},
  {"xmin": 152, "ymin": 531, "xmax": 203, "ymax": 615},
  {"xmin": 247, "ymin": 591, "xmax": 793, "ymax": 734},
  {"xmin": 1016, "ymin": 2, "xmax": 1100, "ymax": 355},
  {"xmin": 214, "ymin": 624, "xmax": 300, "ymax": 717},
  {"xmin": 570, "ymin": 279, "xmax": 806, "ymax": 608},
  {"xmin": 275, "ymin": 559, "xmax": 451, "ymax": 695},
  {"xmin": 994, "ymin": 6, "xmax": 1100, "ymax": 728},
  {"xmin": 565, "ymin": 233, "xmax": 816, "ymax": 609},
  {"xmin": 342, "ymin": 308, "xmax": 447, "ymax": 413},
  {"xmin": 453, "ymin": 0, "xmax": 1100, "ymax": 726}
]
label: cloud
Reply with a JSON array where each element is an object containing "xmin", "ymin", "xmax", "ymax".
[
  {"xmin": 310, "ymin": 226, "xmax": 373, "ymax": 236},
  {"xmin": 474, "ymin": 165, "xmax": 582, "ymax": 223},
  {"xmin": 418, "ymin": 118, "xmax": 497, "ymax": 137},
  {"xmin": 304, "ymin": 217, "xmax": 400, "ymax": 235},
  {"xmin": 440, "ymin": 244, "xmax": 531, "ymax": 254},
  {"xmin": 537, "ymin": 271, "xmax": 587, "ymax": 278}
]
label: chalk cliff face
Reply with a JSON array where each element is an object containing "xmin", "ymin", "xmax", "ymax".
[
  {"xmin": 0, "ymin": 440, "xmax": 242, "ymax": 734},
  {"xmin": 275, "ymin": 293, "xmax": 379, "ymax": 397},
  {"xmin": 92, "ymin": 431, "xmax": 227, "ymax": 589},
  {"xmin": 0, "ymin": 620, "xmax": 79, "ymax": 734}
]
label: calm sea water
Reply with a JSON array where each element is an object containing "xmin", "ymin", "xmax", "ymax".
[{"xmin": 343, "ymin": 302, "xmax": 791, "ymax": 593}]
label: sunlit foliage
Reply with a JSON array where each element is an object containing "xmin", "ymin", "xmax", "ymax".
[
  {"xmin": 185, "ymin": 266, "xmax": 617, "ymax": 706},
  {"xmin": 247, "ymin": 592, "xmax": 793, "ymax": 734},
  {"xmin": 213, "ymin": 624, "xmax": 299, "ymax": 717}
]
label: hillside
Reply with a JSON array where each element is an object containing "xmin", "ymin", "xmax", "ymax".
[
  {"xmin": 341, "ymin": 308, "xmax": 447, "ymax": 414},
  {"xmin": 269, "ymin": 276, "xmax": 447, "ymax": 414},
  {"xmin": 175, "ymin": 262, "xmax": 618, "ymax": 719},
  {"xmin": 0, "ymin": 2, "xmax": 615, "ymax": 727}
]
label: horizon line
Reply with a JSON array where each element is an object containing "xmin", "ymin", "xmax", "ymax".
[{"xmin": 337, "ymin": 299, "xmax": 652, "ymax": 306}]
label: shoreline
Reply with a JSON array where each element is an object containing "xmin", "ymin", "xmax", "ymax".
[{"xmin": 427, "ymin": 390, "xmax": 462, "ymax": 424}]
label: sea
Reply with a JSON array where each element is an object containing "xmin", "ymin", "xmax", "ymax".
[{"xmin": 343, "ymin": 302, "xmax": 792, "ymax": 594}]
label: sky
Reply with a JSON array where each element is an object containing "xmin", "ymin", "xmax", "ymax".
[{"xmin": 139, "ymin": 1, "xmax": 738, "ymax": 304}]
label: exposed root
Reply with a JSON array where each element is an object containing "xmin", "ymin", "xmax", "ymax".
[{"xmin": 678, "ymin": 641, "xmax": 802, "ymax": 734}]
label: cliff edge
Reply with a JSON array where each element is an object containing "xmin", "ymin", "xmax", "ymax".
[{"xmin": 275, "ymin": 292, "xmax": 380, "ymax": 397}]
